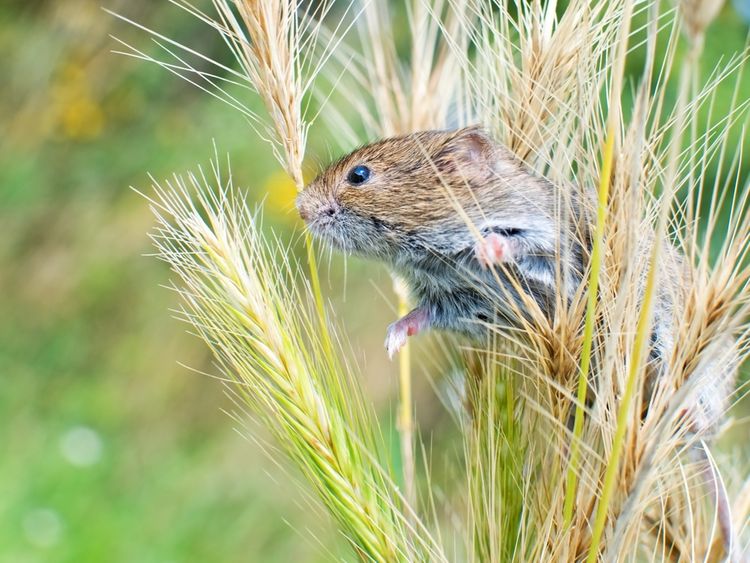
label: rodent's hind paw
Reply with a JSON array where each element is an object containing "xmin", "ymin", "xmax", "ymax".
[
  {"xmin": 384, "ymin": 307, "xmax": 431, "ymax": 359},
  {"xmin": 474, "ymin": 232, "xmax": 512, "ymax": 269},
  {"xmin": 385, "ymin": 324, "xmax": 408, "ymax": 359}
]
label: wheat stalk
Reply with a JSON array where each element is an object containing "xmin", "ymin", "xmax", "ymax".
[
  {"xmin": 126, "ymin": 0, "xmax": 750, "ymax": 560},
  {"xmin": 145, "ymin": 163, "xmax": 447, "ymax": 561}
]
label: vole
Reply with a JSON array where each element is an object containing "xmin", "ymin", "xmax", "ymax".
[
  {"xmin": 296, "ymin": 127, "xmax": 739, "ymax": 557},
  {"xmin": 297, "ymin": 127, "xmax": 585, "ymax": 356}
]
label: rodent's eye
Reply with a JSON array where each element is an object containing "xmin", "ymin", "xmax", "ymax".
[{"xmin": 346, "ymin": 165, "xmax": 371, "ymax": 186}]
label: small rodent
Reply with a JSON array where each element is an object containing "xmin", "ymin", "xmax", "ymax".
[
  {"xmin": 297, "ymin": 127, "xmax": 584, "ymax": 355},
  {"xmin": 296, "ymin": 127, "xmax": 738, "ymax": 555}
]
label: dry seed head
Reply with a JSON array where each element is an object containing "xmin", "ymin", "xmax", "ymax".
[
  {"xmin": 679, "ymin": 0, "xmax": 726, "ymax": 47},
  {"xmin": 147, "ymin": 163, "xmax": 448, "ymax": 562},
  {"xmin": 131, "ymin": 0, "xmax": 750, "ymax": 559},
  {"xmin": 215, "ymin": 0, "xmax": 307, "ymax": 187},
  {"xmin": 357, "ymin": 0, "xmax": 469, "ymax": 136}
]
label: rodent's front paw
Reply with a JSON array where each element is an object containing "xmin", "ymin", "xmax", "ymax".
[{"xmin": 474, "ymin": 232, "xmax": 513, "ymax": 268}]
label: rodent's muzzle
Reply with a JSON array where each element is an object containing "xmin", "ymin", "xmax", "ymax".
[
  {"xmin": 295, "ymin": 190, "xmax": 339, "ymax": 225},
  {"xmin": 295, "ymin": 189, "xmax": 352, "ymax": 251}
]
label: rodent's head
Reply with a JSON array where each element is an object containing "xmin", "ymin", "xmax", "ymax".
[{"xmin": 296, "ymin": 126, "xmax": 520, "ymax": 260}]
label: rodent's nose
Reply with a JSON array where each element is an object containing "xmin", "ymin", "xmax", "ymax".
[{"xmin": 296, "ymin": 191, "xmax": 338, "ymax": 223}]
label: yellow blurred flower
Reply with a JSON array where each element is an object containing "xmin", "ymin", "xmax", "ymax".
[
  {"xmin": 263, "ymin": 169, "xmax": 301, "ymax": 221},
  {"xmin": 60, "ymin": 97, "xmax": 105, "ymax": 140},
  {"xmin": 52, "ymin": 60, "xmax": 106, "ymax": 141}
]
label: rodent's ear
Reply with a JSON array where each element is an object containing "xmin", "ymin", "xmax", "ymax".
[{"xmin": 433, "ymin": 126, "xmax": 495, "ymax": 176}]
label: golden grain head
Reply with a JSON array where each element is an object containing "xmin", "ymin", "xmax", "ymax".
[
  {"xmin": 134, "ymin": 0, "xmax": 750, "ymax": 560},
  {"xmin": 679, "ymin": 0, "xmax": 726, "ymax": 46}
]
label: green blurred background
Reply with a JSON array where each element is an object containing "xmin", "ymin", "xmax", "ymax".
[{"xmin": 1, "ymin": 2, "xmax": 748, "ymax": 562}]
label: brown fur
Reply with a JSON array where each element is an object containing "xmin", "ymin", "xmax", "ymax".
[
  {"xmin": 297, "ymin": 128, "xmax": 561, "ymax": 262},
  {"xmin": 297, "ymin": 127, "xmax": 580, "ymax": 335}
]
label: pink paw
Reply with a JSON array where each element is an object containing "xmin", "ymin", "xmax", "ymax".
[
  {"xmin": 474, "ymin": 232, "xmax": 512, "ymax": 269},
  {"xmin": 384, "ymin": 308, "xmax": 430, "ymax": 359},
  {"xmin": 385, "ymin": 323, "xmax": 408, "ymax": 359}
]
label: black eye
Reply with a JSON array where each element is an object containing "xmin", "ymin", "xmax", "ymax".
[{"xmin": 346, "ymin": 165, "xmax": 371, "ymax": 185}]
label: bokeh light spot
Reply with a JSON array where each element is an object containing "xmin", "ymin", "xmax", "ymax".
[
  {"xmin": 23, "ymin": 508, "xmax": 63, "ymax": 548},
  {"xmin": 59, "ymin": 425, "xmax": 103, "ymax": 467}
]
